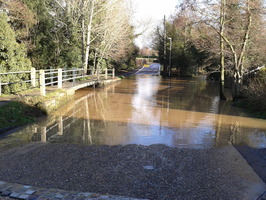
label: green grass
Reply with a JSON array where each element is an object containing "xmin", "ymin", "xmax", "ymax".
[{"xmin": 0, "ymin": 101, "xmax": 38, "ymax": 129}]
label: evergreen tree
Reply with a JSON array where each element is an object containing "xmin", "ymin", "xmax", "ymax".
[{"xmin": 0, "ymin": 12, "xmax": 32, "ymax": 93}]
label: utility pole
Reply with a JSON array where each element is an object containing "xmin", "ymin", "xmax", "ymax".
[
  {"xmin": 163, "ymin": 15, "xmax": 167, "ymax": 74},
  {"xmin": 168, "ymin": 38, "xmax": 172, "ymax": 77}
]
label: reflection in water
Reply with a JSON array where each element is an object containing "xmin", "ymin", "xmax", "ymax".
[{"xmin": 2, "ymin": 76, "xmax": 266, "ymax": 149}]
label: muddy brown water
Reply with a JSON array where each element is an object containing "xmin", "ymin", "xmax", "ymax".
[{"xmin": 2, "ymin": 75, "xmax": 266, "ymax": 149}]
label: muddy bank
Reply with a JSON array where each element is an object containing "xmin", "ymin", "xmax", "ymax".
[{"xmin": 0, "ymin": 143, "xmax": 264, "ymax": 200}]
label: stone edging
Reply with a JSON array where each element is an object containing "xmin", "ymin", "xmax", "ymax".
[
  {"xmin": 257, "ymin": 191, "xmax": 266, "ymax": 200},
  {"xmin": 0, "ymin": 181, "xmax": 148, "ymax": 200}
]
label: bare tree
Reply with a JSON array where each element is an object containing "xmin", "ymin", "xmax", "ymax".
[
  {"xmin": 183, "ymin": 0, "xmax": 264, "ymax": 99},
  {"xmin": 93, "ymin": 0, "xmax": 134, "ymax": 71},
  {"xmin": 81, "ymin": 0, "xmax": 95, "ymax": 74}
]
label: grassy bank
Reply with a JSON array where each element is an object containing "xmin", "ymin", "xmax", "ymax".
[
  {"xmin": 0, "ymin": 101, "xmax": 44, "ymax": 130},
  {"xmin": 233, "ymin": 99, "xmax": 266, "ymax": 119}
]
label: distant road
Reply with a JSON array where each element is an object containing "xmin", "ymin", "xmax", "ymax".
[{"xmin": 135, "ymin": 63, "xmax": 161, "ymax": 75}]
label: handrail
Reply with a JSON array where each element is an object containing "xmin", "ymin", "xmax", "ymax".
[
  {"xmin": 0, "ymin": 71, "xmax": 31, "ymax": 75},
  {"xmin": 0, "ymin": 67, "xmax": 115, "ymax": 96}
]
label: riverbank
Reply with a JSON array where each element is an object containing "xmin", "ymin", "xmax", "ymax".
[
  {"xmin": 0, "ymin": 101, "xmax": 44, "ymax": 131},
  {"xmin": 0, "ymin": 78, "xmax": 121, "ymax": 132},
  {"xmin": 233, "ymin": 98, "xmax": 266, "ymax": 119},
  {"xmin": 0, "ymin": 143, "xmax": 265, "ymax": 200}
]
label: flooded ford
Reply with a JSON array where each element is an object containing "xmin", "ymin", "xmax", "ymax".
[{"xmin": 3, "ymin": 74, "xmax": 265, "ymax": 149}]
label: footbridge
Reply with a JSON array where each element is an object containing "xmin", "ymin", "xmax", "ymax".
[{"xmin": 0, "ymin": 68, "xmax": 116, "ymax": 96}]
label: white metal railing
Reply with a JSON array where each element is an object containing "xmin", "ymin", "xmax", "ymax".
[{"xmin": 0, "ymin": 67, "xmax": 115, "ymax": 96}]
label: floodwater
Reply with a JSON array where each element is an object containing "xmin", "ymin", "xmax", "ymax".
[{"xmin": 3, "ymin": 72, "xmax": 266, "ymax": 149}]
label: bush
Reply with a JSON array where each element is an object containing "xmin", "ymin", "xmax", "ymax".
[
  {"xmin": 243, "ymin": 79, "xmax": 266, "ymax": 111},
  {"xmin": 256, "ymin": 68, "xmax": 266, "ymax": 81}
]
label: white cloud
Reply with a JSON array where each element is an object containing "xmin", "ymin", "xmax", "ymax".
[{"xmin": 132, "ymin": 0, "xmax": 178, "ymax": 48}]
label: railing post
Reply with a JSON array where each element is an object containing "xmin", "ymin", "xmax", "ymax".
[
  {"xmin": 0, "ymin": 79, "xmax": 2, "ymax": 96},
  {"xmin": 58, "ymin": 116, "xmax": 63, "ymax": 136},
  {"xmin": 58, "ymin": 68, "xmax": 62, "ymax": 89},
  {"xmin": 31, "ymin": 67, "xmax": 36, "ymax": 87},
  {"xmin": 40, "ymin": 70, "xmax": 46, "ymax": 96},
  {"xmin": 41, "ymin": 126, "xmax": 47, "ymax": 143},
  {"xmin": 73, "ymin": 68, "xmax": 76, "ymax": 84},
  {"xmin": 50, "ymin": 67, "xmax": 54, "ymax": 86},
  {"xmin": 112, "ymin": 68, "xmax": 115, "ymax": 79},
  {"xmin": 105, "ymin": 68, "xmax": 108, "ymax": 79}
]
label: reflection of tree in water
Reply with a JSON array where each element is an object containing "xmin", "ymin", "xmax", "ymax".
[
  {"xmin": 215, "ymin": 100, "xmax": 266, "ymax": 148},
  {"xmin": 2, "ymin": 76, "xmax": 266, "ymax": 148},
  {"xmin": 155, "ymin": 77, "xmax": 216, "ymax": 113},
  {"xmin": 155, "ymin": 77, "xmax": 266, "ymax": 148}
]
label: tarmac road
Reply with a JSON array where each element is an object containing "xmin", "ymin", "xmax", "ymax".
[{"xmin": 136, "ymin": 63, "xmax": 161, "ymax": 75}]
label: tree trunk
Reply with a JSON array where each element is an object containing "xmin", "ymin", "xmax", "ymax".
[
  {"xmin": 83, "ymin": 0, "xmax": 95, "ymax": 74},
  {"xmin": 81, "ymin": 13, "xmax": 85, "ymax": 71},
  {"xmin": 231, "ymin": 0, "xmax": 252, "ymax": 100},
  {"xmin": 232, "ymin": 70, "xmax": 242, "ymax": 100},
  {"xmin": 219, "ymin": 0, "xmax": 226, "ymax": 100},
  {"xmin": 93, "ymin": 50, "xmax": 97, "ymax": 75}
]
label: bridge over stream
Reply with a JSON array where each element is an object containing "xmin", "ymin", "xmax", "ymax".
[{"xmin": 0, "ymin": 67, "xmax": 116, "ymax": 97}]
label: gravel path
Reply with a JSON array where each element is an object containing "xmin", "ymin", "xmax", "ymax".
[{"xmin": 0, "ymin": 143, "xmax": 265, "ymax": 200}]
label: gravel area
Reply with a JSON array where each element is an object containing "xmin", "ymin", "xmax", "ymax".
[{"xmin": 0, "ymin": 143, "xmax": 265, "ymax": 200}]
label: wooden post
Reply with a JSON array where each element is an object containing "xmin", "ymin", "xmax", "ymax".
[
  {"xmin": 41, "ymin": 126, "xmax": 47, "ymax": 142},
  {"xmin": 112, "ymin": 68, "xmax": 115, "ymax": 78},
  {"xmin": 58, "ymin": 68, "xmax": 62, "ymax": 89},
  {"xmin": 73, "ymin": 68, "xmax": 76, "ymax": 84},
  {"xmin": 105, "ymin": 68, "xmax": 108, "ymax": 79},
  {"xmin": 31, "ymin": 67, "xmax": 36, "ymax": 87},
  {"xmin": 39, "ymin": 70, "xmax": 46, "ymax": 96},
  {"xmin": 58, "ymin": 116, "xmax": 63, "ymax": 136}
]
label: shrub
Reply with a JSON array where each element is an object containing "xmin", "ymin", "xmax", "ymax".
[
  {"xmin": 256, "ymin": 68, "xmax": 266, "ymax": 81},
  {"xmin": 243, "ymin": 79, "xmax": 266, "ymax": 111}
]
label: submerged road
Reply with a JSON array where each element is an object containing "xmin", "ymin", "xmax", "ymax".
[{"xmin": 136, "ymin": 63, "xmax": 161, "ymax": 75}]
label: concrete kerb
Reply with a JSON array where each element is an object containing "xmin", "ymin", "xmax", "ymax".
[
  {"xmin": 257, "ymin": 191, "xmax": 266, "ymax": 200},
  {"xmin": 0, "ymin": 181, "xmax": 148, "ymax": 200},
  {"xmin": 0, "ymin": 78, "xmax": 121, "ymax": 115}
]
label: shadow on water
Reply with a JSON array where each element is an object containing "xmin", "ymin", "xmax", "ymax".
[{"xmin": 1, "ymin": 75, "xmax": 265, "ymax": 150}]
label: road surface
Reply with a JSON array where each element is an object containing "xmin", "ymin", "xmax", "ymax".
[{"xmin": 136, "ymin": 63, "xmax": 161, "ymax": 75}]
